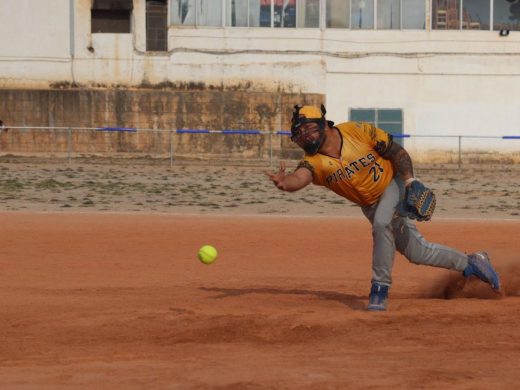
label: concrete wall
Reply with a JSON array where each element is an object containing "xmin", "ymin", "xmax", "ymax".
[
  {"xmin": 0, "ymin": 0, "xmax": 519, "ymax": 156},
  {"xmin": 0, "ymin": 88, "xmax": 322, "ymax": 159},
  {"xmin": 0, "ymin": 0, "xmax": 72, "ymax": 85}
]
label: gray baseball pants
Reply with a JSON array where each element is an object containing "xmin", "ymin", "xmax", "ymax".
[{"xmin": 361, "ymin": 178, "xmax": 468, "ymax": 286}]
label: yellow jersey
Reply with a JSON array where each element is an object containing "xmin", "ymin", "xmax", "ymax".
[{"xmin": 297, "ymin": 122, "xmax": 394, "ymax": 206}]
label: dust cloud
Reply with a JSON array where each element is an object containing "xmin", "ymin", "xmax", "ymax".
[{"xmin": 425, "ymin": 258, "xmax": 520, "ymax": 299}]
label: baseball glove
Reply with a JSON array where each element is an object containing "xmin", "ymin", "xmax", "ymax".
[{"xmin": 399, "ymin": 180, "xmax": 436, "ymax": 221}]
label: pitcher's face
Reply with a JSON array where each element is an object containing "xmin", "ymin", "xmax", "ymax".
[{"xmin": 291, "ymin": 122, "xmax": 320, "ymax": 146}]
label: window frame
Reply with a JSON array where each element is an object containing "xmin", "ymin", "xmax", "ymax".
[
  {"xmin": 91, "ymin": 0, "xmax": 133, "ymax": 34},
  {"xmin": 168, "ymin": 0, "xmax": 516, "ymax": 32},
  {"xmin": 170, "ymin": 0, "xmax": 225, "ymax": 27},
  {"xmin": 349, "ymin": 108, "xmax": 405, "ymax": 145},
  {"xmin": 146, "ymin": 0, "xmax": 169, "ymax": 52},
  {"xmin": 350, "ymin": 0, "xmax": 427, "ymax": 30},
  {"xmin": 431, "ymin": 0, "xmax": 495, "ymax": 31}
]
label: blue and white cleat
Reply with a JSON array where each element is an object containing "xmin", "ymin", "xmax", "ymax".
[
  {"xmin": 463, "ymin": 251, "xmax": 501, "ymax": 291},
  {"xmin": 367, "ymin": 282, "xmax": 389, "ymax": 311}
]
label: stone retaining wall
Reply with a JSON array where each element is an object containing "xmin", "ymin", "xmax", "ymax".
[{"xmin": 0, "ymin": 88, "xmax": 323, "ymax": 160}]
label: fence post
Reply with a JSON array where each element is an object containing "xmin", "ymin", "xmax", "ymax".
[
  {"xmin": 67, "ymin": 127, "xmax": 72, "ymax": 164},
  {"xmin": 458, "ymin": 136, "xmax": 462, "ymax": 169},
  {"xmin": 269, "ymin": 131, "xmax": 273, "ymax": 168},
  {"xmin": 169, "ymin": 129, "xmax": 174, "ymax": 168}
]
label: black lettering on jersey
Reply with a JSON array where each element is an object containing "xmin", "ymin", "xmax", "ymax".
[
  {"xmin": 325, "ymin": 153, "xmax": 384, "ymax": 186},
  {"xmin": 336, "ymin": 168, "xmax": 345, "ymax": 181},
  {"xmin": 326, "ymin": 171, "xmax": 338, "ymax": 186},
  {"xmin": 326, "ymin": 174, "xmax": 333, "ymax": 186},
  {"xmin": 349, "ymin": 161, "xmax": 360, "ymax": 172},
  {"xmin": 369, "ymin": 161, "xmax": 384, "ymax": 182},
  {"xmin": 359, "ymin": 157, "xmax": 369, "ymax": 168},
  {"xmin": 345, "ymin": 165, "xmax": 355, "ymax": 179}
]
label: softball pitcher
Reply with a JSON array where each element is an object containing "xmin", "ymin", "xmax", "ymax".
[{"xmin": 266, "ymin": 104, "xmax": 501, "ymax": 311}]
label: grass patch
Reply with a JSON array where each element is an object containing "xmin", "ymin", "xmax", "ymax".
[
  {"xmin": 81, "ymin": 198, "xmax": 94, "ymax": 206},
  {"xmin": 0, "ymin": 179, "xmax": 24, "ymax": 191},
  {"xmin": 245, "ymin": 200, "xmax": 266, "ymax": 204},
  {"xmin": 36, "ymin": 179, "xmax": 73, "ymax": 190}
]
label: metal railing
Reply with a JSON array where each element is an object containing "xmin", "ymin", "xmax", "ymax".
[
  {"xmin": 392, "ymin": 133, "xmax": 520, "ymax": 167},
  {"xmin": 0, "ymin": 126, "xmax": 519, "ymax": 167}
]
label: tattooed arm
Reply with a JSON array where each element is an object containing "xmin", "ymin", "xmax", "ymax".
[{"xmin": 382, "ymin": 142, "xmax": 415, "ymax": 184}]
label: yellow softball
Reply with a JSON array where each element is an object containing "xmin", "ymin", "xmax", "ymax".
[{"xmin": 198, "ymin": 245, "xmax": 218, "ymax": 265}]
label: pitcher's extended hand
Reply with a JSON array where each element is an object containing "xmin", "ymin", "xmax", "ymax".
[{"xmin": 265, "ymin": 161, "xmax": 286, "ymax": 190}]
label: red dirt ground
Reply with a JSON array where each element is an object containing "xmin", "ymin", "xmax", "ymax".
[{"xmin": 1, "ymin": 212, "xmax": 519, "ymax": 389}]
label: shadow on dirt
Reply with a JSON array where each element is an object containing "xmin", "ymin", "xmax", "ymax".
[{"xmin": 199, "ymin": 287, "xmax": 367, "ymax": 311}]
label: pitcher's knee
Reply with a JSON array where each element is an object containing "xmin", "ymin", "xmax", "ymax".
[
  {"xmin": 402, "ymin": 243, "xmax": 437, "ymax": 266},
  {"xmin": 404, "ymin": 254, "xmax": 424, "ymax": 265},
  {"xmin": 372, "ymin": 221, "xmax": 392, "ymax": 235}
]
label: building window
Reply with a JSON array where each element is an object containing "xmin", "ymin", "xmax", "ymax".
[
  {"xmin": 350, "ymin": 109, "xmax": 404, "ymax": 145},
  {"xmin": 351, "ymin": 0, "xmax": 375, "ymax": 29},
  {"xmin": 326, "ymin": 0, "xmax": 350, "ymax": 28},
  {"xmin": 259, "ymin": 0, "xmax": 272, "ymax": 26},
  {"xmin": 431, "ymin": 0, "xmax": 520, "ymax": 32},
  {"xmin": 298, "ymin": 0, "xmax": 320, "ymax": 28},
  {"xmin": 435, "ymin": 0, "xmax": 460, "ymax": 29},
  {"xmin": 403, "ymin": 0, "xmax": 426, "ymax": 29},
  {"xmin": 258, "ymin": 0, "xmax": 298, "ymax": 28},
  {"xmin": 180, "ymin": 0, "xmax": 429, "ymax": 30},
  {"xmin": 377, "ymin": 0, "xmax": 400, "ymax": 29},
  {"xmin": 146, "ymin": 0, "xmax": 168, "ymax": 51},
  {"xmin": 273, "ymin": 0, "xmax": 296, "ymax": 27},
  {"xmin": 171, "ymin": 0, "xmax": 223, "ymax": 26},
  {"xmin": 91, "ymin": 0, "xmax": 133, "ymax": 33},
  {"xmin": 494, "ymin": 0, "xmax": 520, "ymax": 31},
  {"xmin": 351, "ymin": 0, "xmax": 426, "ymax": 30},
  {"xmin": 226, "ymin": 0, "xmax": 273, "ymax": 27},
  {"xmin": 225, "ymin": 0, "xmax": 319, "ymax": 28},
  {"xmin": 433, "ymin": 0, "xmax": 493, "ymax": 30},
  {"xmin": 461, "ymin": 0, "xmax": 490, "ymax": 30},
  {"xmin": 227, "ymin": 0, "xmax": 250, "ymax": 26}
]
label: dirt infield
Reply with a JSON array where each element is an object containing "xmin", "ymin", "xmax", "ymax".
[{"xmin": 1, "ymin": 212, "xmax": 519, "ymax": 389}]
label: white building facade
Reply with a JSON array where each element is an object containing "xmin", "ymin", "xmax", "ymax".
[{"xmin": 1, "ymin": 0, "xmax": 520, "ymax": 154}]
